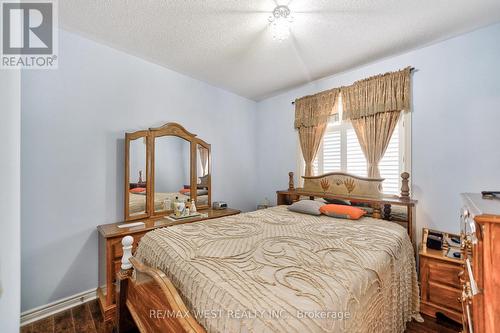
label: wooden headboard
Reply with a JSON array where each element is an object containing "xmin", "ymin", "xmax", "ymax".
[
  {"xmin": 277, "ymin": 171, "xmax": 416, "ymax": 243},
  {"xmin": 302, "ymin": 172, "xmax": 385, "ymax": 198},
  {"xmin": 287, "ymin": 171, "xmax": 411, "ymax": 200}
]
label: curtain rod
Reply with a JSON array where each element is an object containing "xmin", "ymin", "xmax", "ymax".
[{"xmin": 291, "ymin": 67, "xmax": 415, "ymax": 105}]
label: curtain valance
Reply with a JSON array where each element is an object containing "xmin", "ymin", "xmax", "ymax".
[
  {"xmin": 294, "ymin": 88, "xmax": 341, "ymax": 129},
  {"xmin": 294, "ymin": 67, "xmax": 412, "ymax": 123},
  {"xmin": 341, "ymin": 67, "xmax": 412, "ymax": 120}
]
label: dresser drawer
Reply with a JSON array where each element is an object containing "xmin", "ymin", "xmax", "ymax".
[
  {"xmin": 428, "ymin": 282, "xmax": 462, "ymax": 312},
  {"xmin": 428, "ymin": 261, "xmax": 462, "ymax": 287},
  {"xmin": 111, "ymin": 232, "xmax": 147, "ymax": 259}
]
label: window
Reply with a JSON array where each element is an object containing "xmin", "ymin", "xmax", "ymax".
[{"xmin": 308, "ymin": 96, "xmax": 410, "ymax": 196}]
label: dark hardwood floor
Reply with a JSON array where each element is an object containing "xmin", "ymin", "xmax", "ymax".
[
  {"xmin": 405, "ymin": 314, "xmax": 462, "ymax": 333},
  {"xmin": 20, "ymin": 300, "xmax": 115, "ymax": 333},
  {"xmin": 21, "ymin": 299, "xmax": 461, "ymax": 333}
]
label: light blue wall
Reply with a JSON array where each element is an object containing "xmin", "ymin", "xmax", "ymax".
[
  {"xmin": 256, "ymin": 23, "xmax": 500, "ymax": 237},
  {"xmin": 21, "ymin": 29, "xmax": 258, "ymax": 311},
  {"xmin": 0, "ymin": 70, "xmax": 21, "ymax": 332}
]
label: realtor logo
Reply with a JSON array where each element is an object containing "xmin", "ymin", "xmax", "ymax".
[{"xmin": 1, "ymin": 0, "xmax": 58, "ymax": 69}]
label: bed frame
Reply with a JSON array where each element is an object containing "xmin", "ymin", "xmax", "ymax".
[
  {"xmin": 277, "ymin": 171, "xmax": 417, "ymax": 242},
  {"xmin": 115, "ymin": 172, "xmax": 417, "ymax": 333},
  {"xmin": 116, "ymin": 251, "xmax": 205, "ymax": 333}
]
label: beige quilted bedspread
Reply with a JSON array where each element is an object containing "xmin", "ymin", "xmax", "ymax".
[{"xmin": 135, "ymin": 206, "xmax": 421, "ymax": 333}]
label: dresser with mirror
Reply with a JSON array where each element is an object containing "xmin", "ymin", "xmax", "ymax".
[{"xmin": 97, "ymin": 122, "xmax": 240, "ymax": 321}]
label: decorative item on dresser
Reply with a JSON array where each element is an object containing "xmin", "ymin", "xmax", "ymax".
[
  {"xmin": 97, "ymin": 122, "xmax": 240, "ymax": 322},
  {"xmin": 276, "ymin": 171, "xmax": 417, "ymax": 243},
  {"xmin": 419, "ymin": 228, "xmax": 464, "ymax": 323},
  {"xmin": 459, "ymin": 193, "xmax": 500, "ymax": 333}
]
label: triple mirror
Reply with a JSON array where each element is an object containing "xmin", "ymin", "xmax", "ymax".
[{"xmin": 125, "ymin": 123, "xmax": 211, "ymax": 221}]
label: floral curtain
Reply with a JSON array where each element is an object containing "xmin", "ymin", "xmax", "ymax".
[
  {"xmin": 294, "ymin": 89, "xmax": 340, "ymax": 176},
  {"xmin": 198, "ymin": 146, "xmax": 209, "ymax": 176},
  {"xmin": 351, "ymin": 111, "xmax": 401, "ymax": 178}
]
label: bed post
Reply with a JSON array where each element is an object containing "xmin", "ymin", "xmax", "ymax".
[
  {"xmin": 116, "ymin": 236, "xmax": 134, "ymax": 333},
  {"xmin": 121, "ymin": 236, "xmax": 134, "ymax": 270},
  {"xmin": 400, "ymin": 172, "xmax": 415, "ymax": 245},
  {"xmin": 288, "ymin": 171, "xmax": 295, "ymax": 191},
  {"xmin": 401, "ymin": 172, "xmax": 410, "ymax": 198}
]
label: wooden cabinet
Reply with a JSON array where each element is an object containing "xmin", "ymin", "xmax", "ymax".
[
  {"xmin": 460, "ymin": 193, "xmax": 500, "ymax": 333},
  {"xmin": 97, "ymin": 208, "xmax": 240, "ymax": 322},
  {"xmin": 419, "ymin": 246, "xmax": 463, "ymax": 323}
]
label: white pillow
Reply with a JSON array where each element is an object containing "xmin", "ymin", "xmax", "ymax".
[{"xmin": 287, "ymin": 200, "xmax": 325, "ymax": 216}]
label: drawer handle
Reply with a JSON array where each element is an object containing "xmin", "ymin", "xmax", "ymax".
[
  {"xmin": 460, "ymin": 282, "xmax": 474, "ymax": 303},
  {"xmin": 465, "ymin": 259, "xmax": 480, "ymax": 296}
]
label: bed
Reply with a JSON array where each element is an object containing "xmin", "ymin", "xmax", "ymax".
[
  {"xmin": 116, "ymin": 172, "xmax": 421, "ymax": 333},
  {"xmin": 137, "ymin": 206, "xmax": 420, "ymax": 332}
]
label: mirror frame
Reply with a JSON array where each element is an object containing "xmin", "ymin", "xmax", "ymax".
[
  {"xmin": 149, "ymin": 123, "xmax": 195, "ymax": 217},
  {"xmin": 194, "ymin": 139, "xmax": 211, "ymax": 211},
  {"xmin": 124, "ymin": 122, "xmax": 212, "ymax": 221},
  {"xmin": 124, "ymin": 130, "xmax": 151, "ymax": 221}
]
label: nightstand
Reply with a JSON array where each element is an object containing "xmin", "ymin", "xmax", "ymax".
[{"xmin": 419, "ymin": 243, "xmax": 464, "ymax": 323}]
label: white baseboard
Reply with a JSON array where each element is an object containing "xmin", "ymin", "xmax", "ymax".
[{"xmin": 20, "ymin": 288, "xmax": 97, "ymax": 326}]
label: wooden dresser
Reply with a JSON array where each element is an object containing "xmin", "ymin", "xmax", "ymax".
[
  {"xmin": 419, "ymin": 244, "xmax": 463, "ymax": 323},
  {"xmin": 460, "ymin": 193, "xmax": 500, "ymax": 333},
  {"xmin": 97, "ymin": 208, "xmax": 240, "ymax": 322}
]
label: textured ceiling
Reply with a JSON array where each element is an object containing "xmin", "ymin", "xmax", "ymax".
[{"xmin": 60, "ymin": 0, "xmax": 500, "ymax": 100}]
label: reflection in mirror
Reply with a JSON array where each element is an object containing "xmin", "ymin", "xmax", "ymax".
[
  {"xmin": 196, "ymin": 145, "xmax": 210, "ymax": 207},
  {"xmin": 128, "ymin": 137, "xmax": 147, "ymax": 216},
  {"xmin": 154, "ymin": 136, "xmax": 191, "ymax": 212}
]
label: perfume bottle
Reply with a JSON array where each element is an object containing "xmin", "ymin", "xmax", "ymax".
[
  {"xmin": 164, "ymin": 198, "xmax": 172, "ymax": 211},
  {"xmin": 174, "ymin": 196, "xmax": 181, "ymax": 217},
  {"xmin": 180, "ymin": 201, "xmax": 187, "ymax": 216},
  {"xmin": 185, "ymin": 199, "xmax": 191, "ymax": 216}
]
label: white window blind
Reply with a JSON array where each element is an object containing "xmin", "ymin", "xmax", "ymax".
[
  {"xmin": 379, "ymin": 125, "xmax": 400, "ymax": 195},
  {"xmin": 323, "ymin": 131, "xmax": 341, "ymax": 172},
  {"xmin": 312, "ymin": 117, "xmax": 404, "ymax": 196},
  {"xmin": 346, "ymin": 127, "xmax": 367, "ymax": 177}
]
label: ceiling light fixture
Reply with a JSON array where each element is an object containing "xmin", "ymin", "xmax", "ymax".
[{"xmin": 268, "ymin": 5, "xmax": 293, "ymax": 41}]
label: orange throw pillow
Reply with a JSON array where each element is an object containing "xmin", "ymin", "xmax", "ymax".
[
  {"xmin": 319, "ymin": 204, "xmax": 366, "ymax": 220},
  {"xmin": 179, "ymin": 188, "xmax": 190, "ymax": 194},
  {"xmin": 130, "ymin": 187, "xmax": 146, "ymax": 193}
]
